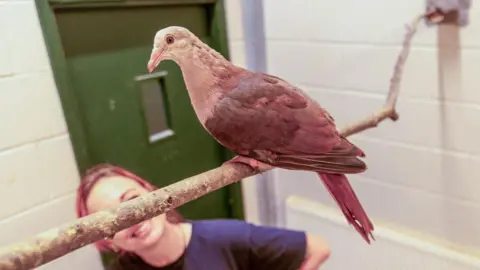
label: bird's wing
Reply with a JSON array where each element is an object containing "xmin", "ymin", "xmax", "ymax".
[{"xmin": 204, "ymin": 72, "xmax": 365, "ymax": 174}]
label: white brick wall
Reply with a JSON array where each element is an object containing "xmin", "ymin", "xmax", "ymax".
[
  {"xmin": 0, "ymin": 0, "xmax": 103, "ymax": 269},
  {"xmin": 262, "ymin": 0, "xmax": 480, "ymax": 267},
  {"xmin": 286, "ymin": 196, "xmax": 480, "ymax": 270}
]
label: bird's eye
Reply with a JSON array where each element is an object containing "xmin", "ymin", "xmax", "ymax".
[{"xmin": 165, "ymin": 35, "xmax": 175, "ymax": 45}]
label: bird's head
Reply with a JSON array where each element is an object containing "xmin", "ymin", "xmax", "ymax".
[{"xmin": 147, "ymin": 26, "xmax": 196, "ymax": 73}]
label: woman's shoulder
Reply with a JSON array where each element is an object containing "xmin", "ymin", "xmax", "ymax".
[
  {"xmin": 187, "ymin": 219, "xmax": 308, "ymax": 270},
  {"xmin": 189, "ymin": 219, "xmax": 252, "ymax": 241},
  {"xmin": 189, "ymin": 219, "xmax": 306, "ymax": 247},
  {"xmin": 190, "ymin": 218, "xmax": 249, "ymax": 229}
]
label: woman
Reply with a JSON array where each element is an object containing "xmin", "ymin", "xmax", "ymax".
[{"xmin": 76, "ymin": 164, "xmax": 330, "ymax": 270}]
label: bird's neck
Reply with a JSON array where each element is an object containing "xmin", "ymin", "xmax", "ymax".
[{"xmin": 176, "ymin": 45, "xmax": 242, "ymax": 124}]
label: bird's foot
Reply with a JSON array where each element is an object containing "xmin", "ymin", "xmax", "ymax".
[
  {"xmin": 223, "ymin": 155, "xmax": 260, "ymax": 168},
  {"xmin": 223, "ymin": 156, "xmax": 274, "ymax": 173}
]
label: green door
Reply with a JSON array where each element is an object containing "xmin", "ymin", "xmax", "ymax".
[{"xmin": 36, "ymin": 0, "xmax": 243, "ymax": 220}]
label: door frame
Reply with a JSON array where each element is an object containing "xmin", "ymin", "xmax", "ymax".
[{"xmin": 34, "ymin": 0, "xmax": 244, "ymax": 219}]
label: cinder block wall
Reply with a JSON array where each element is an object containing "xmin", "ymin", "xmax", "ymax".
[{"xmin": 262, "ymin": 0, "xmax": 480, "ymax": 267}]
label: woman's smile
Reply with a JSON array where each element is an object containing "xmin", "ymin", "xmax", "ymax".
[{"xmin": 131, "ymin": 221, "xmax": 152, "ymax": 239}]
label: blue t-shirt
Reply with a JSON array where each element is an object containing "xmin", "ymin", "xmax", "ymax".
[{"xmin": 110, "ymin": 219, "xmax": 307, "ymax": 270}]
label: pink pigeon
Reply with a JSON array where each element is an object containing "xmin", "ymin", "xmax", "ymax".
[{"xmin": 147, "ymin": 26, "xmax": 374, "ymax": 243}]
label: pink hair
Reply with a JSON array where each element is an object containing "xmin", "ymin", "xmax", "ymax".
[{"xmin": 75, "ymin": 163, "xmax": 183, "ymax": 253}]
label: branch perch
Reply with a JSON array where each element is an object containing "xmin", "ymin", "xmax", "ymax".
[
  {"xmin": 0, "ymin": 12, "xmax": 433, "ymax": 270},
  {"xmin": 340, "ymin": 12, "xmax": 434, "ymax": 137}
]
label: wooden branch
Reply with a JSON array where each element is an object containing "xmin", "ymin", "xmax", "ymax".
[
  {"xmin": 0, "ymin": 163, "xmax": 257, "ymax": 270},
  {"xmin": 340, "ymin": 12, "xmax": 431, "ymax": 137},
  {"xmin": 0, "ymin": 12, "xmax": 432, "ymax": 270}
]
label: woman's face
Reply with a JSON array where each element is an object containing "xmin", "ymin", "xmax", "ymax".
[{"xmin": 86, "ymin": 175, "xmax": 167, "ymax": 252}]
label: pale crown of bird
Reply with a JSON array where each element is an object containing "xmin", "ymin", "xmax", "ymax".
[
  {"xmin": 153, "ymin": 26, "xmax": 193, "ymax": 48},
  {"xmin": 148, "ymin": 26, "xmax": 227, "ymax": 73},
  {"xmin": 148, "ymin": 26, "xmax": 203, "ymax": 72}
]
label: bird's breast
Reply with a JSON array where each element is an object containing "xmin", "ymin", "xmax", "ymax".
[{"xmin": 186, "ymin": 87, "xmax": 223, "ymax": 126}]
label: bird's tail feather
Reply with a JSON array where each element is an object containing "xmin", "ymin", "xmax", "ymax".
[{"xmin": 317, "ymin": 172, "xmax": 375, "ymax": 243}]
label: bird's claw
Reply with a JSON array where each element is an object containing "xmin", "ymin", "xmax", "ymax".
[
  {"xmin": 223, "ymin": 156, "xmax": 273, "ymax": 174},
  {"xmin": 223, "ymin": 156, "xmax": 260, "ymax": 169}
]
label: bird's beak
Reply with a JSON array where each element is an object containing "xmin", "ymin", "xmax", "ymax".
[{"xmin": 147, "ymin": 49, "xmax": 163, "ymax": 73}]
